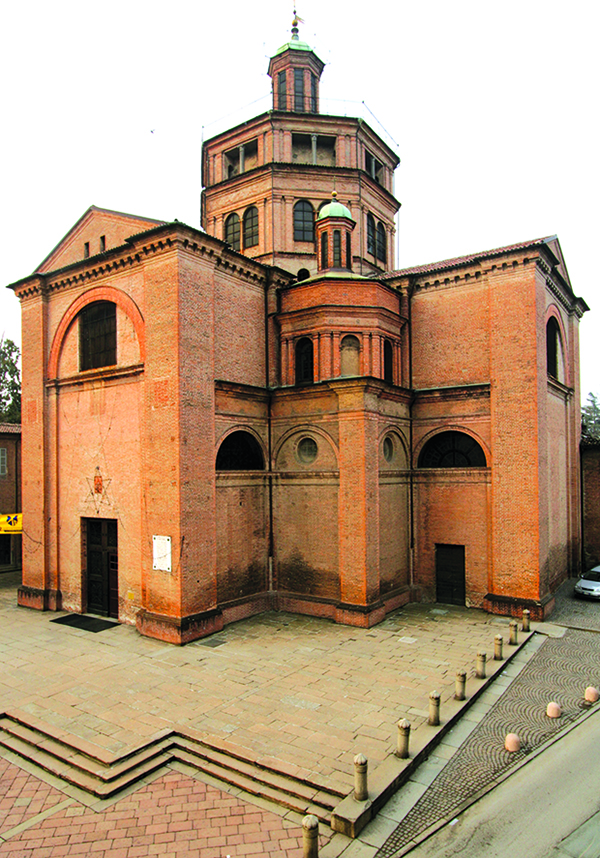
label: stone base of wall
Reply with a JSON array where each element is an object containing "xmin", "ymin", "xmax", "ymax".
[
  {"xmin": 18, "ymin": 586, "xmax": 62, "ymax": 611},
  {"xmin": 135, "ymin": 585, "xmax": 415, "ymax": 644},
  {"xmin": 136, "ymin": 607, "xmax": 224, "ymax": 645},
  {"xmin": 483, "ymin": 591, "xmax": 555, "ymax": 622}
]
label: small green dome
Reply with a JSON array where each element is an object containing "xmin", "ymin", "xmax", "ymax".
[{"xmin": 317, "ymin": 193, "xmax": 354, "ymax": 222}]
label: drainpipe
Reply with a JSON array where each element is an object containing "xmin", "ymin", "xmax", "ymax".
[{"xmin": 407, "ymin": 279, "xmax": 415, "ymax": 591}]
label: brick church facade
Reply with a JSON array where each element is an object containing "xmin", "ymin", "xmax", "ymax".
[{"xmin": 9, "ymin": 24, "xmax": 587, "ymax": 643}]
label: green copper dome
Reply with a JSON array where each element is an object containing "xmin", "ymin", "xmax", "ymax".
[
  {"xmin": 275, "ymin": 15, "xmax": 313, "ymax": 55},
  {"xmin": 317, "ymin": 193, "xmax": 354, "ymax": 222}
]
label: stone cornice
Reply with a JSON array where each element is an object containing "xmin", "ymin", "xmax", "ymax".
[
  {"xmin": 9, "ymin": 225, "xmax": 290, "ymax": 299},
  {"xmin": 414, "ymin": 383, "xmax": 491, "ymax": 403}
]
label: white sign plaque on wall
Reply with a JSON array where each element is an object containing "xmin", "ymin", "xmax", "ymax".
[{"xmin": 152, "ymin": 535, "xmax": 172, "ymax": 572}]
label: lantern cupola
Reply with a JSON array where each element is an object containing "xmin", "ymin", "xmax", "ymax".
[
  {"xmin": 268, "ymin": 13, "xmax": 325, "ymax": 113},
  {"xmin": 315, "ymin": 192, "xmax": 355, "ymax": 272}
]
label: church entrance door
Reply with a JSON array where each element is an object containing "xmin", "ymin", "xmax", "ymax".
[
  {"xmin": 435, "ymin": 544, "xmax": 465, "ymax": 606},
  {"xmin": 85, "ymin": 519, "xmax": 118, "ymax": 618}
]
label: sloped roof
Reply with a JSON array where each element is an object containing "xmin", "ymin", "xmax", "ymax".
[
  {"xmin": 383, "ymin": 237, "xmax": 557, "ymax": 279},
  {"xmin": 0, "ymin": 424, "xmax": 21, "ymax": 434}
]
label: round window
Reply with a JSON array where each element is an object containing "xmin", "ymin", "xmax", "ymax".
[
  {"xmin": 297, "ymin": 437, "xmax": 318, "ymax": 464},
  {"xmin": 383, "ymin": 436, "xmax": 394, "ymax": 462}
]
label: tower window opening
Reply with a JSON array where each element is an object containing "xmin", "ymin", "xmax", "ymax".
[
  {"xmin": 277, "ymin": 70, "xmax": 287, "ymax": 110},
  {"xmin": 383, "ymin": 339, "xmax": 394, "ymax": 384},
  {"xmin": 295, "ymin": 337, "xmax": 314, "ymax": 385},
  {"xmin": 99, "ymin": 235, "xmax": 106, "ymax": 253},
  {"xmin": 310, "ymin": 73, "xmax": 317, "ymax": 112},
  {"xmin": 243, "ymin": 206, "xmax": 259, "ymax": 249},
  {"xmin": 320, "ymin": 232, "xmax": 328, "ymax": 269},
  {"xmin": 333, "ymin": 230, "xmax": 342, "ymax": 267},
  {"xmin": 367, "ymin": 214, "xmax": 376, "ymax": 256},
  {"xmin": 84, "ymin": 241, "xmax": 90, "ymax": 259},
  {"xmin": 294, "ymin": 68, "xmax": 305, "ymax": 112},
  {"xmin": 365, "ymin": 150, "xmax": 384, "ymax": 184},
  {"xmin": 376, "ymin": 222, "xmax": 387, "ymax": 263},
  {"xmin": 294, "ymin": 200, "xmax": 315, "ymax": 242},
  {"xmin": 225, "ymin": 213, "xmax": 241, "ymax": 251},
  {"xmin": 346, "ymin": 232, "xmax": 352, "ymax": 270}
]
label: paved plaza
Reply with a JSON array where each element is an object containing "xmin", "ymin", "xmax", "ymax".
[{"xmin": 1, "ymin": 571, "xmax": 599, "ymax": 857}]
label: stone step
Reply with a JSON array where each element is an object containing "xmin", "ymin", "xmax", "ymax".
[
  {"xmin": 0, "ymin": 729, "xmax": 172, "ymax": 797},
  {"xmin": 175, "ymin": 735, "xmax": 341, "ymax": 809},
  {"xmin": 0, "ymin": 714, "xmax": 346, "ymax": 817},
  {"xmin": 0, "ymin": 715, "xmax": 171, "ymax": 782},
  {"xmin": 173, "ymin": 747, "xmax": 332, "ymax": 823}
]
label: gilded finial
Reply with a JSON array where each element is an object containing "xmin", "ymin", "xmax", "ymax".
[{"xmin": 291, "ymin": 6, "xmax": 304, "ymax": 40}]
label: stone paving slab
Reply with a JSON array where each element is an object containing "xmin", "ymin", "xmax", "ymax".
[{"xmin": 0, "ymin": 572, "xmax": 517, "ymax": 795}]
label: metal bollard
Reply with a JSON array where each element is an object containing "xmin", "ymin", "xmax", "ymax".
[
  {"xmin": 476, "ymin": 651, "xmax": 487, "ymax": 679},
  {"xmin": 522, "ymin": 609, "xmax": 530, "ymax": 632},
  {"xmin": 428, "ymin": 690, "xmax": 440, "ymax": 726},
  {"xmin": 302, "ymin": 814, "xmax": 319, "ymax": 858},
  {"xmin": 354, "ymin": 754, "xmax": 368, "ymax": 801},
  {"xmin": 509, "ymin": 620, "xmax": 518, "ymax": 646},
  {"xmin": 494, "ymin": 634, "xmax": 503, "ymax": 661},
  {"xmin": 455, "ymin": 669, "xmax": 467, "ymax": 701},
  {"xmin": 396, "ymin": 718, "xmax": 411, "ymax": 758}
]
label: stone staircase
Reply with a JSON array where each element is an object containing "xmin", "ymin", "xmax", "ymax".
[{"xmin": 0, "ymin": 711, "xmax": 344, "ymax": 822}]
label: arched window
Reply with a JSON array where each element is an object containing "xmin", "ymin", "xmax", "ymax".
[
  {"xmin": 80, "ymin": 301, "xmax": 116, "ymax": 371},
  {"xmin": 367, "ymin": 214, "xmax": 376, "ymax": 256},
  {"xmin": 294, "ymin": 200, "xmax": 314, "ymax": 242},
  {"xmin": 376, "ymin": 222, "xmax": 386, "ymax": 263},
  {"xmin": 383, "ymin": 339, "xmax": 394, "ymax": 384},
  {"xmin": 340, "ymin": 335, "xmax": 360, "ymax": 377},
  {"xmin": 216, "ymin": 431, "xmax": 264, "ymax": 470},
  {"xmin": 295, "ymin": 337, "xmax": 314, "ymax": 385},
  {"xmin": 320, "ymin": 233, "xmax": 328, "ymax": 269},
  {"xmin": 546, "ymin": 317, "xmax": 561, "ymax": 380},
  {"xmin": 297, "ymin": 268, "xmax": 310, "ymax": 282},
  {"xmin": 346, "ymin": 232, "xmax": 352, "ymax": 270},
  {"xmin": 418, "ymin": 431, "xmax": 487, "ymax": 468},
  {"xmin": 224, "ymin": 213, "xmax": 240, "ymax": 251},
  {"xmin": 333, "ymin": 230, "xmax": 342, "ymax": 267},
  {"xmin": 243, "ymin": 206, "xmax": 259, "ymax": 249}
]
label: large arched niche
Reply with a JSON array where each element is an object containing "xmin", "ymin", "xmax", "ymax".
[
  {"xmin": 49, "ymin": 287, "xmax": 145, "ymax": 379},
  {"xmin": 274, "ymin": 427, "xmax": 339, "ymax": 472},
  {"xmin": 215, "ymin": 429, "xmax": 266, "ymax": 471},
  {"xmin": 379, "ymin": 429, "xmax": 409, "ymax": 470},
  {"xmin": 215, "ymin": 427, "xmax": 268, "ymax": 604},
  {"xmin": 417, "ymin": 429, "xmax": 489, "ymax": 469}
]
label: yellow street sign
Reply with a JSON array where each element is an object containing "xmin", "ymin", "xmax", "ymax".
[{"xmin": 0, "ymin": 514, "xmax": 22, "ymax": 533}]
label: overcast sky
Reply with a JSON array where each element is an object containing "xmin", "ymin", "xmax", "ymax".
[{"xmin": 2, "ymin": 0, "xmax": 598, "ymax": 400}]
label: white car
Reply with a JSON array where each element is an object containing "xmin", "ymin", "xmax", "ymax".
[{"xmin": 574, "ymin": 567, "xmax": 600, "ymax": 600}]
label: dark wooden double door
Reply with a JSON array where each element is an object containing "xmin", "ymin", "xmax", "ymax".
[
  {"xmin": 85, "ymin": 519, "xmax": 118, "ymax": 617},
  {"xmin": 435, "ymin": 544, "xmax": 466, "ymax": 606}
]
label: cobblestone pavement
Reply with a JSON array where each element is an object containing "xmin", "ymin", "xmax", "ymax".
[
  {"xmin": 0, "ymin": 571, "xmax": 514, "ymax": 794},
  {"xmin": 375, "ymin": 626, "xmax": 600, "ymax": 857}
]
